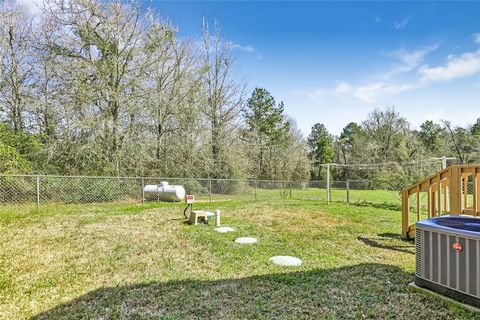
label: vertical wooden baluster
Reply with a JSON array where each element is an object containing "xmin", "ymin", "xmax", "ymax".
[
  {"xmin": 443, "ymin": 184, "xmax": 447, "ymax": 214},
  {"xmin": 416, "ymin": 186, "xmax": 420, "ymax": 222},
  {"xmin": 428, "ymin": 183, "xmax": 432, "ymax": 218},
  {"xmin": 473, "ymin": 169, "xmax": 478, "ymax": 216},
  {"xmin": 402, "ymin": 191, "xmax": 409, "ymax": 239},
  {"xmin": 438, "ymin": 175, "xmax": 442, "ymax": 215}
]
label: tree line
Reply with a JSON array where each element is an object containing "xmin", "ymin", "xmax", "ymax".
[
  {"xmin": 308, "ymin": 109, "xmax": 480, "ymax": 189},
  {"xmin": 1, "ymin": 0, "xmax": 479, "ymax": 187}
]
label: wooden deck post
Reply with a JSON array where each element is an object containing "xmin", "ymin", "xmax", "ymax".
[
  {"xmin": 402, "ymin": 191, "xmax": 409, "ymax": 239},
  {"xmin": 476, "ymin": 169, "xmax": 480, "ymax": 216},
  {"xmin": 449, "ymin": 166, "xmax": 462, "ymax": 214},
  {"xmin": 443, "ymin": 183, "xmax": 447, "ymax": 214},
  {"xmin": 427, "ymin": 185, "xmax": 432, "ymax": 218},
  {"xmin": 416, "ymin": 186, "xmax": 420, "ymax": 221},
  {"xmin": 432, "ymin": 189, "xmax": 437, "ymax": 217},
  {"xmin": 437, "ymin": 175, "xmax": 442, "ymax": 215},
  {"xmin": 474, "ymin": 168, "xmax": 478, "ymax": 216},
  {"xmin": 445, "ymin": 184, "xmax": 450, "ymax": 213}
]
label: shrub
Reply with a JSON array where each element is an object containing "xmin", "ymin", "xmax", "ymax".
[
  {"xmin": 178, "ymin": 179, "xmax": 208, "ymax": 195},
  {"xmin": 212, "ymin": 179, "xmax": 246, "ymax": 195},
  {"xmin": 40, "ymin": 177, "xmax": 125, "ymax": 203},
  {"xmin": 0, "ymin": 142, "xmax": 32, "ymax": 174}
]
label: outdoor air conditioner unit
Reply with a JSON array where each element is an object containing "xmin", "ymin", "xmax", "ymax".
[{"xmin": 415, "ymin": 215, "xmax": 480, "ymax": 307}]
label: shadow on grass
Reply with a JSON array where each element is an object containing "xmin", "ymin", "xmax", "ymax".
[
  {"xmin": 31, "ymin": 263, "xmax": 470, "ymax": 320},
  {"xmin": 377, "ymin": 232, "xmax": 404, "ymax": 240},
  {"xmin": 357, "ymin": 234, "xmax": 415, "ymax": 255},
  {"xmin": 349, "ymin": 201, "xmax": 401, "ymax": 212}
]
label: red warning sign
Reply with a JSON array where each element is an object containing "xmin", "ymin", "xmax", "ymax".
[{"xmin": 186, "ymin": 194, "xmax": 195, "ymax": 204}]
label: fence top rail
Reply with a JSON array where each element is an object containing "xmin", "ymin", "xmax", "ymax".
[
  {"xmin": 0, "ymin": 174, "xmax": 372, "ymax": 185},
  {"xmin": 0, "ymin": 174, "xmax": 297, "ymax": 183}
]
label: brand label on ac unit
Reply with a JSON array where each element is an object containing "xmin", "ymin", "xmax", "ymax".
[{"xmin": 452, "ymin": 242, "xmax": 462, "ymax": 252}]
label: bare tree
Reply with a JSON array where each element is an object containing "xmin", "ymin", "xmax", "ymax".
[
  {"xmin": 141, "ymin": 19, "xmax": 201, "ymax": 174},
  {"xmin": 0, "ymin": 1, "xmax": 34, "ymax": 132},
  {"xmin": 442, "ymin": 120, "xmax": 477, "ymax": 164},
  {"xmin": 361, "ymin": 107, "xmax": 409, "ymax": 162},
  {"xmin": 199, "ymin": 20, "xmax": 245, "ymax": 178},
  {"xmin": 42, "ymin": 0, "xmax": 159, "ymax": 174}
]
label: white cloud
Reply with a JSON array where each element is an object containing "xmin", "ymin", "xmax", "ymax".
[
  {"xmin": 359, "ymin": 46, "xmax": 480, "ymax": 101},
  {"xmin": 232, "ymin": 44, "xmax": 255, "ymax": 53},
  {"xmin": 381, "ymin": 43, "xmax": 439, "ymax": 79},
  {"xmin": 306, "ymin": 89, "xmax": 325, "ymax": 102},
  {"xmin": 393, "ymin": 16, "xmax": 411, "ymax": 30},
  {"xmin": 387, "ymin": 43, "xmax": 439, "ymax": 68},
  {"xmin": 418, "ymin": 49, "xmax": 480, "ymax": 82},
  {"xmin": 334, "ymin": 81, "xmax": 351, "ymax": 94},
  {"xmin": 353, "ymin": 82, "xmax": 414, "ymax": 103},
  {"xmin": 473, "ymin": 32, "xmax": 480, "ymax": 45},
  {"xmin": 332, "ymin": 44, "xmax": 437, "ymax": 102},
  {"xmin": 229, "ymin": 42, "xmax": 263, "ymax": 59},
  {"xmin": 302, "ymin": 35, "xmax": 479, "ymax": 104},
  {"xmin": 301, "ymin": 81, "xmax": 416, "ymax": 103}
]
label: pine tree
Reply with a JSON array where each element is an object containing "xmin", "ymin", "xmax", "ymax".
[
  {"xmin": 307, "ymin": 123, "xmax": 334, "ymax": 180},
  {"xmin": 243, "ymin": 87, "xmax": 290, "ymax": 179}
]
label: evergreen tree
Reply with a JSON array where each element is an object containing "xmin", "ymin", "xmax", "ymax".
[
  {"xmin": 419, "ymin": 120, "xmax": 444, "ymax": 154},
  {"xmin": 338, "ymin": 122, "xmax": 361, "ymax": 164},
  {"xmin": 307, "ymin": 123, "xmax": 334, "ymax": 180},
  {"xmin": 243, "ymin": 87, "xmax": 290, "ymax": 179},
  {"xmin": 471, "ymin": 118, "xmax": 480, "ymax": 137}
]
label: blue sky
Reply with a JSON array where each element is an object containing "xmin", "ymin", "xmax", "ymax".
[{"xmin": 152, "ymin": 0, "xmax": 480, "ymax": 135}]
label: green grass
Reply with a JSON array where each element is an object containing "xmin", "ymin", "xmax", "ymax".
[{"xmin": 0, "ymin": 190, "xmax": 477, "ymax": 319}]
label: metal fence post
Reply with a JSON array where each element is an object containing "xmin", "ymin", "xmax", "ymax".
[
  {"xmin": 141, "ymin": 177, "xmax": 144, "ymax": 204},
  {"xmin": 209, "ymin": 178, "xmax": 212, "ymax": 203},
  {"xmin": 326, "ymin": 164, "xmax": 330, "ymax": 204},
  {"xmin": 36, "ymin": 175, "xmax": 40, "ymax": 211},
  {"xmin": 346, "ymin": 180, "xmax": 350, "ymax": 203},
  {"xmin": 254, "ymin": 181, "xmax": 257, "ymax": 201},
  {"xmin": 442, "ymin": 156, "xmax": 447, "ymax": 170}
]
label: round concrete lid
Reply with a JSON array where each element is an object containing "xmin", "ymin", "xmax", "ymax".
[
  {"xmin": 214, "ymin": 226, "xmax": 235, "ymax": 233},
  {"xmin": 234, "ymin": 237, "xmax": 258, "ymax": 244},
  {"xmin": 269, "ymin": 256, "xmax": 302, "ymax": 266}
]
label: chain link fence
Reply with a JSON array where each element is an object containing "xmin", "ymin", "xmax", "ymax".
[{"xmin": 0, "ymin": 174, "xmax": 403, "ymax": 211}]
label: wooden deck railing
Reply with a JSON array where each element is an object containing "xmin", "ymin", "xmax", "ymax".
[{"xmin": 401, "ymin": 164, "xmax": 480, "ymax": 239}]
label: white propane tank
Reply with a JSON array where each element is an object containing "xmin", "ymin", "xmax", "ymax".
[{"xmin": 143, "ymin": 181, "xmax": 186, "ymax": 202}]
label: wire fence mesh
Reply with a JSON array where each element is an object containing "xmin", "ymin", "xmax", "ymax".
[{"xmin": 0, "ymin": 173, "xmax": 405, "ymax": 212}]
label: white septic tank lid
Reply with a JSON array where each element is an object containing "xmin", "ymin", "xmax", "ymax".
[
  {"xmin": 215, "ymin": 227, "xmax": 235, "ymax": 233},
  {"xmin": 269, "ymin": 256, "xmax": 302, "ymax": 266},
  {"xmin": 235, "ymin": 237, "xmax": 257, "ymax": 244}
]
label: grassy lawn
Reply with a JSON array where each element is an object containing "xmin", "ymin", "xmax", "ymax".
[{"xmin": 0, "ymin": 191, "xmax": 477, "ymax": 319}]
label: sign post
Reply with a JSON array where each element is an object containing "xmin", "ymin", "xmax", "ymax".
[{"xmin": 183, "ymin": 194, "xmax": 195, "ymax": 219}]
